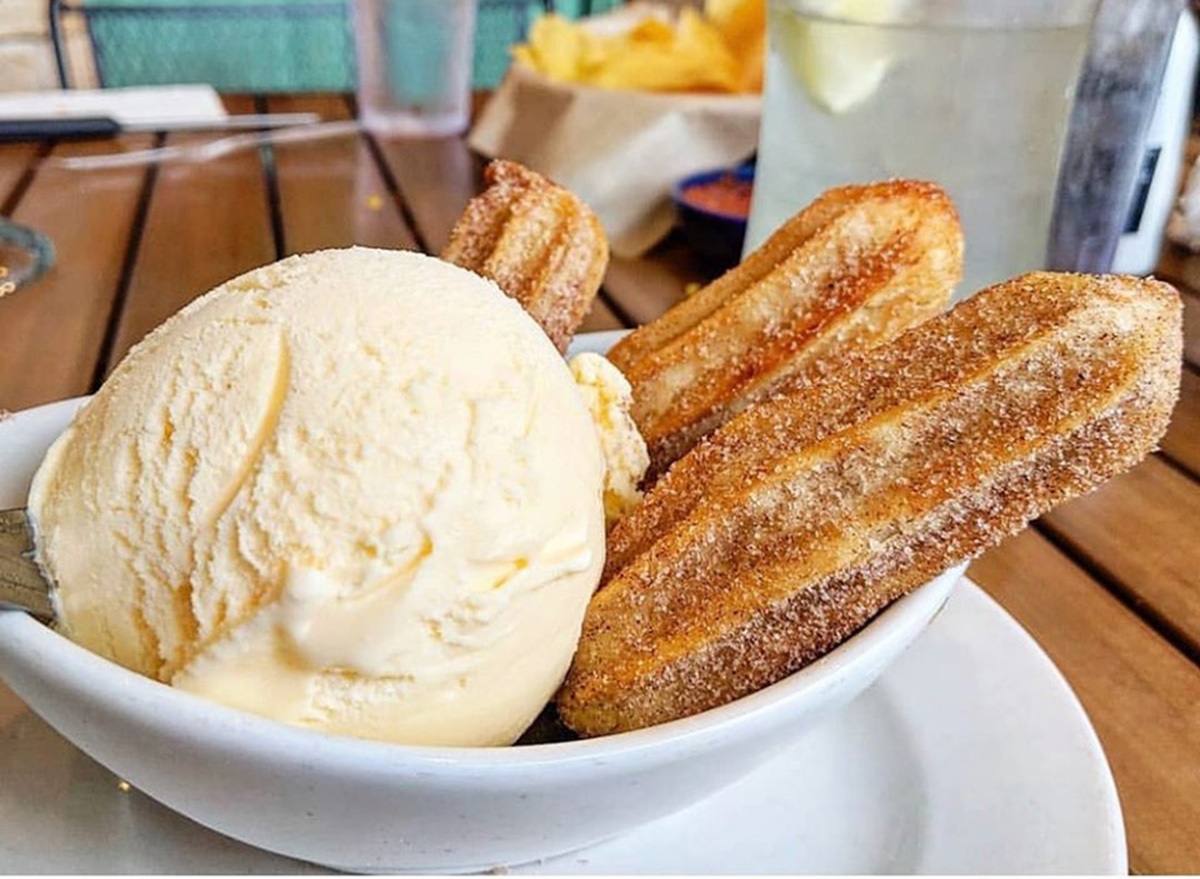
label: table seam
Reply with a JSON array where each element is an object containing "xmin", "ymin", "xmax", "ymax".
[
  {"xmin": 351, "ymin": 93, "xmax": 431, "ymax": 255},
  {"xmin": 1, "ymin": 142, "xmax": 52, "ymax": 217},
  {"xmin": 89, "ymin": 135, "xmax": 161, "ymax": 390},
  {"xmin": 1032, "ymin": 519, "xmax": 1200, "ymax": 668}
]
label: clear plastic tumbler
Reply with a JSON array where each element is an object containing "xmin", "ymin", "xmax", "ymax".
[
  {"xmin": 746, "ymin": 0, "xmax": 1100, "ymax": 297},
  {"xmin": 353, "ymin": 0, "xmax": 478, "ymax": 136}
]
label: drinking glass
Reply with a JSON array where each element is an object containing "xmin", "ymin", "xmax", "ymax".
[
  {"xmin": 746, "ymin": 0, "xmax": 1099, "ymax": 297},
  {"xmin": 1049, "ymin": 0, "xmax": 1190, "ymax": 274},
  {"xmin": 352, "ymin": 0, "xmax": 478, "ymax": 136}
]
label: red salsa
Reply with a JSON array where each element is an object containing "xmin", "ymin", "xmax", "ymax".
[{"xmin": 681, "ymin": 175, "xmax": 754, "ymax": 218}]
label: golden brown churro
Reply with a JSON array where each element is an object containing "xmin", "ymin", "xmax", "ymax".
[
  {"xmin": 442, "ymin": 160, "xmax": 609, "ymax": 353},
  {"xmin": 559, "ymin": 272, "xmax": 1182, "ymax": 737},
  {"xmin": 608, "ymin": 180, "xmax": 963, "ymax": 479}
]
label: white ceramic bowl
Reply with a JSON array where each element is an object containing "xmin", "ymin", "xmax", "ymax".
[{"xmin": 0, "ymin": 385, "xmax": 961, "ymax": 872}]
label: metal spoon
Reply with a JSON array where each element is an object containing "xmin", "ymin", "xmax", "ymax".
[{"xmin": 0, "ymin": 509, "xmax": 54, "ymax": 621}]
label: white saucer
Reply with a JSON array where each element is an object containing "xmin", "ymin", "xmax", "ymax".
[{"xmin": 0, "ymin": 579, "xmax": 1124, "ymax": 874}]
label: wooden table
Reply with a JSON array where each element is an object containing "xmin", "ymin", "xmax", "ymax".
[{"xmin": 1, "ymin": 94, "xmax": 1198, "ymax": 873}]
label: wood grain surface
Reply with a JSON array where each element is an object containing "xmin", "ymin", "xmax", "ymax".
[
  {"xmin": 266, "ymin": 95, "xmax": 420, "ymax": 255},
  {"xmin": 1163, "ymin": 367, "xmax": 1200, "ymax": 476},
  {"xmin": 1183, "ymin": 291, "xmax": 1200, "ymax": 369},
  {"xmin": 603, "ymin": 243, "xmax": 708, "ymax": 325},
  {"xmin": 1, "ymin": 94, "xmax": 1198, "ymax": 873},
  {"xmin": 1041, "ymin": 457, "xmax": 1200, "ymax": 657},
  {"xmin": 105, "ymin": 99, "xmax": 275, "ymax": 373},
  {"xmin": 0, "ymin": 143, "xmax": 38, "ymax": 206},
  {"xmin": 371, "ymin": 133, "xmax": 481, "ymax": 252},
  {"xmin": 0, "ymin": 138, "xmax": 152, "ymax": 409}
]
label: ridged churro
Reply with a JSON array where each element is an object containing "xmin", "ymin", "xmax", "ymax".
[
  {"xmin": 608, "ymin": 180, "xmax": 963, "ymax": 479},
  {"xmin": 443, "ymin": 160, "xmax": 609, "ymax": 353},
  {"xmin": 559, "ymin": 272, "xmax": 1182, "ymax": 737}
]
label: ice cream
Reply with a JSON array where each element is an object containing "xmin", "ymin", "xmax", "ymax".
[
  {"xmin": 569, "ymin": 353, "xmax": 649, "ymax": 525},
  {"xmin": 28, "ymin": 247, "xmax": 608, "ymax": 747}
]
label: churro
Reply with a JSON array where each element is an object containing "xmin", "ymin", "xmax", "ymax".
[
  {"xmin": 560, "ymin": 272, "xmax": 1182, "ymax": 736},
  {"xmin": 443, "ymin": 160, "xmax": 609, "ymax": 353},
  {"xmin": 608, "ymin": 180, "xmax": 963, "ymax": 478}
]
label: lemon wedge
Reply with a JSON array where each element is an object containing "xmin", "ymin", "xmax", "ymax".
[{"xmin": 777, "ymin": 0, "xmax": 903, "ymax": 114}]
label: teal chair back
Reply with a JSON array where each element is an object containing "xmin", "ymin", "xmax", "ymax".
[{"xmin": 52, "ymin": 0, "xmax": 621, "ymax": 92}]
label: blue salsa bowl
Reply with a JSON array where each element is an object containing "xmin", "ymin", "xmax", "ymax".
[{"xmin": 672, "ymin": 164, "xmax": 755, "ymax": 272}]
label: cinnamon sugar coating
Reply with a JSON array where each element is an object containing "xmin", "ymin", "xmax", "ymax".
[
  {"xmin": 442, "ymin": 160, "xmax": 609, "ymax": 353},
  {"xmin": 608, "ymin": 180, "xmax": 964, "ymax": 478},
  {"xmin": 559, "ymin": 272, "xmax": 1182, "ymax": 737}
]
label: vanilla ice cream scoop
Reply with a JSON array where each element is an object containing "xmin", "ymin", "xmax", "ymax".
[
  {"xmin": 569, "ymin": 353, "xmax": 648, "ymax": 525},
  {"xmin": 28, "ymin": 247, "xmax": 608, "ymax": 747}
]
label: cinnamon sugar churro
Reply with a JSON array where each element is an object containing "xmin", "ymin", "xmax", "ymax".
[
  {"xmin": 608, "ymin": 180, "xmax": 963, "ymax": 479},
  {"xmin": 443, "ymin": 160, "xmax": 609, "ymax": 353},
  {"xmin": 560, "ymin": 272, "xmax": 1182, "ymax": 737}
]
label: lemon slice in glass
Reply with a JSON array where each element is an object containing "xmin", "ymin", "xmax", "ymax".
[{"xmin": 777, "ymin": 0, "xmax": 904, "ymax": 114}]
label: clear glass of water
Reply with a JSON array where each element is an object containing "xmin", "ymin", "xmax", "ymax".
[
  {"xmin": 352, "ymin": 0, "xmax": 478, "ymax": 136},
  {"xmin": 746, "ymin": 0, "xmax": 1099, "ymax": 297}
]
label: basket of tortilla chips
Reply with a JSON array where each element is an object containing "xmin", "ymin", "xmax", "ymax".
[{"xmin": 470, "ymin": 1, "xmax": 764, "ymax": 258}]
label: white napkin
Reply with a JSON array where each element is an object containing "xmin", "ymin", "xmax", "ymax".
[
  {"xmin": 470, "ymin": 64, "xmax": 760, "ymax": 258},
  {"xmin": 0, "ymin": 85, "xmax": 228, "ymax": 129}
]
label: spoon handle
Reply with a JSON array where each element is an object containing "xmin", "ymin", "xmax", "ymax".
[{"xmin": 0, "ymin": 508, "xmax": 54, "ymax": 621}]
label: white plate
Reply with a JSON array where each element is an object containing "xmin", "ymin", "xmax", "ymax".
[{"xmin": 0, "ymin": 579, "xmax": 1124, "ymax": 874}]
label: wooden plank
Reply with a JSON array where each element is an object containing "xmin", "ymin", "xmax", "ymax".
[
  {"xmin": 1161, "ymin": 366, "xmax": 1200, "ymax": 477},
  {"xmin": 603, "ymin": 239, "xmax": 710, "ymax": 326},
  {"xmin": 970, "ymin": 529, "xmax": 1200, "ymax": 874},
  {"xmin": 1185, "ymin": 127, "xmax": 1200, "ymax": 168},
  {"xmin": 1039, "ymin": 456, "xmax": 1200, "ymax": 655},
  {"xmin": 105, "ymin": 109, "xmax": 275, "ymax": 373},
  {"xmin": 371, "ymin": 134, "xmax": 481, "ymax": 253},
  {"xmin": 1185, "ymin": 289, "xmax": 1200, "ymax": 370},
  {"xmin": 578, "ymin": 296, "xmax": 625, "ymax": 333},
  {"xmin": 0, "ymin": 138, "xmax": 152, "ymax": 410},
  {"xmin": 1156, "ymin": 241, "xmax": 1200, "ymax": 295},
  {"xmin": 0, "ymin": 143, "xmax": 38, "ymax": 205},
  {"xmin": 1155, "ymin": 245, "xmax": 1200, "ymax": 369},
  {"xmin": 266, "ymin": 95, "xmax": 419, "ymax": 254}
]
